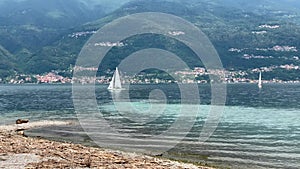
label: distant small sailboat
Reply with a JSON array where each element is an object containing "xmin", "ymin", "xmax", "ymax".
[
  {"xmin": 108, "ymin": 67, "xmax": 123, "ymax": 91},
  {"xmin": 258, "ymin": 71, "xmax": 262, "ymax": 89}
]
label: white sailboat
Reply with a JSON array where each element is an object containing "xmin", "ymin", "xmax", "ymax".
[
  {"xmin": 108, "ymin": 67, "xmax": 123, "ymax": 90},
  {"xmin": 258, "ymin": 71, "xmax": 262, "ymax": 89}
]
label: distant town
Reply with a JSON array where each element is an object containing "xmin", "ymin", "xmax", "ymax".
[
  {"xmin": 2, "ymin": 64, "xmax": 300, "ymax": 85},
  {"xmin": 2, "ymin": 23, "xmax": 298, "ymax": 85}
]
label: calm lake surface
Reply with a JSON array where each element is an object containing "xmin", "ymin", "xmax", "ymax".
[{"xmin": 0, "ymin": 84, "xmax": 299, "ymax": 168}]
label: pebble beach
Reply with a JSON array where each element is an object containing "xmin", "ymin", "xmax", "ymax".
[{"xmin": 0, "ymin": 121, "xmax": 213, "ymax": 169}]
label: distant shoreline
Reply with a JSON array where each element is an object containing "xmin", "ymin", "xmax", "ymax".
[{"xmin": 1, "ymin": 81, "xmax": 300, "ymax": 85}]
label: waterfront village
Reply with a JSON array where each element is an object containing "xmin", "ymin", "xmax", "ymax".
[
  {"xmin": 3, "ymin": 24, "xmax": 297, "ymax": 85},
  {"xmin": 2, "ymin": 64, "xmax": 300, "ymax": 85}
]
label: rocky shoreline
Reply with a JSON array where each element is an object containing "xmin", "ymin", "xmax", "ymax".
[{"xmin": 0, "ymin": 121, "xmax": 213, "ymax": 169}]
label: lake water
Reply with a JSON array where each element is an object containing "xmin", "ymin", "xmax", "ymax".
[{"xmin": 0, "ymin": 84, "xmax": 299, "ymax": 168}]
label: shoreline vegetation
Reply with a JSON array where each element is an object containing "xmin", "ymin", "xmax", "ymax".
[{"xmin": 0, "ymin": 120, "xmax": 214, "ymax": 169}]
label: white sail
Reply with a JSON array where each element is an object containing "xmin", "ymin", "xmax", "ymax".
[
  {"xmin": 114, "ymin": 67, "xmax": 122, "ymax": 89},
  {"xmin": 258, "ymin": 71, "xmax": 262, "ymax": 89},
  {"xmin": 108, "ymin": 67, "xmax": 123, "ymax": 90}
]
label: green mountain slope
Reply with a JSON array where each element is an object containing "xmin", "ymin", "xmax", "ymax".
[
  {"xmin": 0, "ymin": 45, "xmax": 16, "ymax": 78},
  {"xmin": 1, "ymin": 0, "xmax": 300, "ymax": 79},
  {"xmin": 23, "ymin": 0, "xmax": 300, "ymax": 74},
  {"xmin": 0, "ymin": 0, "xmax": 110, "ymax": 55}
]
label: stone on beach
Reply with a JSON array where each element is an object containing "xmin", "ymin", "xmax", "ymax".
[{"xmin": 16, "ymin": 119, "xmax": 29, "ymax": 124}]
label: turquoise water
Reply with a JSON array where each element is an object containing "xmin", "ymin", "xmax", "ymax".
[
  {"xmin": 99, "ymin": 103, "xmax": 300, "ymax": 168},
  {"xmin": 0, "ymin": 84, "xmax": 299, "ymax": 168}
]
